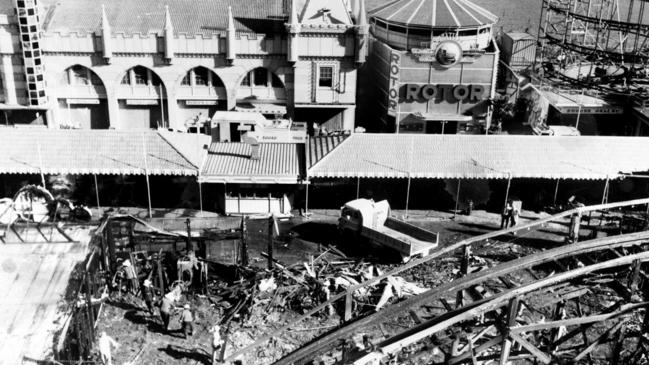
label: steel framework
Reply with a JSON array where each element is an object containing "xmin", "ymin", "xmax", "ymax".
[{"xmin": 538, "ymin": 0, "xmax": 649, "ymax": 94}]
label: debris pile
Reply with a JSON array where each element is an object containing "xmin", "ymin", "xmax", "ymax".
[{"xmin": 199, "ymin": 251, "xmax": 428, "ymax": 363}]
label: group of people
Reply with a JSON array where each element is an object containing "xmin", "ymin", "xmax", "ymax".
[
  {"xmin": 500, "ymin": 199, "xmax": 520, "ymax": 229},
  {"xmin": 101, "ymin": 257, "xmax": 224, "ymax": 365}
]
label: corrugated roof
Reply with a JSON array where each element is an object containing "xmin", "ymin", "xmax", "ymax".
[
  {"xmin": 43, "ymin": 0, "xmax": 286, "ymax": 36},
  {"xmin": 0, "ymin": 231, "xmax": 91, "ymax": 365},
  {"xmin": 308, "ymin": 134, "xmax": 649, "ymax": 180},
  {"xmin": 371, "ymin": 0, "xmax": 498, "ymax": 28},
  {"xmin": 307, "ymin": 134, "xmax": 349, "ymax": 169},
  {"xmin": 0, "ymin": 129, "xmax": 198, "ymax": 176},
  {"xmin": 200, "ymin": 142, "xmax": 304, "ymax": 184}
]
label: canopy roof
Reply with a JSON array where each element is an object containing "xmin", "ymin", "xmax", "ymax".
[
  {"xmin": 199, "ymin": 142, "xmax": 303, "ymax": 184},
  {"xmin": 0, "ymin": 129, "xmax": 198, "ymax": 176},
  {"xmin": 370, "ymin": 0, "xmax": 498, "ymax": 29},
  {"xmin": 308, "ymin": 134, "xmax": 649, "ymax": 180}
]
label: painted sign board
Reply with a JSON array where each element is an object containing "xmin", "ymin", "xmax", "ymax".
[
  {"xmin": 185, "ymin": 100, "xmax": 219, "ymax": 106},
  {"xmin": 67, "ymin": 98, "xmax": 100, "ymax": 105},
  {"xmin": 405, "ymin": 84, "xmax": 486, "ymax": 102},
  {"xmin": 388, "ymin": 51, "xmax": 401, "ymax": 116},
  {"xmin": 126, "ymin": 99, "xmax": 159, "ymax": 106}
]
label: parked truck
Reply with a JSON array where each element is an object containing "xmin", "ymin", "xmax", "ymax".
[{"xmin": 338, "ymin": 199, "xmax": 439, "ymax": 262}]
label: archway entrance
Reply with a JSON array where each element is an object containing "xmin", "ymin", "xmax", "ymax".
[
  {"xmin": 236, "ymin": 67, "xmax": 287, "ymax": 119},
  {"xmin": 117, "ymin": 66, "xmax": 168, "ymax": 129},
  {"xmin": 56, "ymin": 65, "xmax": 109, "ymax": 129},
  {"xmin": 177, "ymin": 67, "xmax": 227, "ymax": 133}
]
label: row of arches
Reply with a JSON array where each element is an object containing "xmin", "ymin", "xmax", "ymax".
[{"xmin": 56, "ymin": 65, "xmax": 287, "ymax": 130}]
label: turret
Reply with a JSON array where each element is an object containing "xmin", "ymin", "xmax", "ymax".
[
  {"xmin": 286, "ymin": 0, "xmax": 301, "ymax": 64},
  {"xmin": 163, "ymin": 5, "xmax": 174, "ymax": 63},
  {"xmin": 226, "ymin": 6, "xmax": 237, "ymax": 63},
  {"xmin": 101, "ymin": 4, "xmax": 112, "ymax": 63},
  {"xmin": 355, "ymin": 0, "xmax": 369, "ymax": 64}
]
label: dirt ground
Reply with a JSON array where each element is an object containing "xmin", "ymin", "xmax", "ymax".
[{"xmin": 94, "ymin": 207, "xmax": 578, "ymax": 365}]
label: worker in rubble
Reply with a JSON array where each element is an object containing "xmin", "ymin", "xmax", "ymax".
[
  {"xmin": 142, "ymin": 279, "xmax": 155, "ymax": 316},
  {"xmin": 180, "ymin": 303, "xmax": 194, "ymax": 339},
  {"xmin": 98, "ymin": 331, "xmax": 120, "ymax": 365},
  {"xmin": 121, "ymin": 259, "xmax": 138, "ymax": 294},
  {"xmin": 210, "ymin": 324, "xmax": 223, "ymax": 364},
  {"xmin": 160, "ymin": 293, "xmax": 174, "ymax": 332}
]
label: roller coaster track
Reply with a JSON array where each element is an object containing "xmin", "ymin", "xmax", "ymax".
[{"xmin": 224, "ymin": 198, "xmax": 649, "ymax": 364}]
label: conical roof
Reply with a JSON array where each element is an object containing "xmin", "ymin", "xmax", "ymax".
[{"xmin": 370, "ymin": 0, "xmax": 497, "ymax": 28}]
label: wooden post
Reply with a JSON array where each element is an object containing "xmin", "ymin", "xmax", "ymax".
[
  {"xmin": 504, "ymin": 174, "xmax": 512, "ymax": 207},
  {"xmin": 453, "ymin": 179, "xmax": 461, "ymax": 219},
  {"xmin": 185, "ymin": 218, "xmax": 192, "ymax": 252},
  {"xmin": 499, "ymin": 297, "xmax": 520, "ymax": 364},
  {"xmin": 84, "ymin": 272, "xmax": 95, "ymax": 338},
  {"xmin": 36, "ymin": 141, "xmax": 46, "ymax": 188},
  {"xmin": 356, "ymin": 176, "xmax": 360, "ymax": 199},
  {"xmin": 344, "ymin": 292, "xmax": 353, "ymax": 322},
  {"xmin": 305, "ymin": 180, "xmax": 310, "ymax": 214},
  {"xmin": 405, "ymin": 175, "xmax": 412, "ymax": 219},
  {"xmin": 240, "ymin": 216, "xmax": 249, "ymax": 267},
  {"xmin": 267, "ymin": 215, "xmax": 274, "ymax": 271},
  {"xmin": 93, "ymin": 174, "xmax": 101, "ymax": 212},
  {"xmin": 198, "ymin": 181, "xmax": 203, "ymax": 213},
  {"xmin": 553, "ymin": 179, "xmax": 560, "ymax": 206},
  {"xmin": 142, "ymin": 134, "xmax": 153, "ymax": 219}
]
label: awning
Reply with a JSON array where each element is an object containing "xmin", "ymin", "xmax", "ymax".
[
  {"xmin": 410, "ymin": 112, "xmax": 474, "ymax": 122},
  {"xmin": 0, "ymin": 103, "xmax": 49, "ymax": 111},
  {"xmin": 236, "ymin": 102, "xmax": 287, "ymax": 115},
  {"xmin": 308, "ymin": 134, "xmax": 649, "ymax": 180},
  {"xmin": 0, "ymin": 129, "xmax": 199, "ymax": 176}
]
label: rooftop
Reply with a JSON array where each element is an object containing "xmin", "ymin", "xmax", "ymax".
[
  {"xmin": 42, "ymin": 0, "xmax": 287, "ymax": 36},
  {"xmin": 200, "ymin": 142, "xmax": 304, "ymax": 184},
  {"xmin": 0, "ymin": 129, "xmax": 198, "ymax": 176},
  {"xmin": 308, "ymin": 134, "xmax": 649, "ymax": 180},
  {"xmin": 370, "ymin": 0, "xmax": 498, "ymax": 29}
]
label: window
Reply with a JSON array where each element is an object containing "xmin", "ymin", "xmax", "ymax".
[
  {"xmin": 241, "ymin": 72, "xmax": 251, "ymax": 86},
  {"xmin": 121, "ymin": 72, "xmax": 130, "ymax": 85},
  {"xmin": 271, "ymin": 73, "xmax": 283, "ymax": 88},
  {"xmin": 253, "ymin": 68, "xmax": 267, "ymax": 86},
  {"xmin": 194, "ymin": 68, "xmax": 208, "ymax": 86},
  {"xmin": 318, "ymin": 66, "xmax": 333, "ymax": 88},
  {"xmin": 181, "ymin": 74, "xmax": 190, "ymax": 86},
  {"xmin": 133, "ymin": 67, "xmax": 148, "ymax": 85},
  {"xmin": 70, "ymin": 66, "xmax": 89, "ymax": 85}
]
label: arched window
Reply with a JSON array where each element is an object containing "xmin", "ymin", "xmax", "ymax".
[
  {"xmin": 121, "ymin": 66, "xmax": 162, "ymax": 86},
  {"xmin": 63, "ymin": 65, "xmax": 102, "ymax": 86},
  {"xmin": 180, "ymin": 67, "xmax": 225, "ymax": 88},
  {"xmin": 240, "ymin": 68, "xmax": 283, "ymax": 88}
]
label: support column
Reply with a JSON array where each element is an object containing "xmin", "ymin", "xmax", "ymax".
[
  {"xmin": 106, "ymin": 92, "xmax": 121, "ymax": 129},
  {"xmin": 1, "ymin": 54, "xmax": 17, "ymax": 105},
  {"xmin": 342, "ymin": 106, "xmax": 356, "ymax": 132},
  {"xmin": 166, "ymin": 93, "xmax": 181, "ymax": 130}
]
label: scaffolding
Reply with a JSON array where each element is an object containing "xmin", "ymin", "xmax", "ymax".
[{"xmin": 538, "ymin": 0, "xmax": 649, "ymax": 95}]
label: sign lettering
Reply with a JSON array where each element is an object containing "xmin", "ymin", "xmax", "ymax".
[
  {"xmin": 388, "ymin": 51, "xmax": 401, "ymax": 116},
  {"xmin": 404, "ymin": 84, "xmax": 486, "ymax": 102}
]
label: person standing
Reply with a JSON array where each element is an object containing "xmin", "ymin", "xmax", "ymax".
[
  {"xmin": 510, "ymin": 206, "xmax": 520, "ymax": 227},
  {"xmin": 98, "ymin": 331, "xmax": 119, "ymax": 365},
  {"xmin": 180, "ymin": 304, "xmax": 194, "ymax": 339},
  {"xmin": 209, "ymin": 324, "xmax": 223, "ymax": 364},
  {"xmin": 160, "ymin": 294, "xmax": 173, "ymax": 332},
  {"xmin": 121, "ymin": 259, "xmax": 138, "ymax": 294},
  {"xmin": 501, "ymin": 200, "xmax": 513, "ymax": 229},
  {"xmin": 142, "ymin": 279, "xmax": 154, "ymax": 316}
]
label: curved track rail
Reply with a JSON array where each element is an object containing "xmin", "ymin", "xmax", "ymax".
[{"xmin": 222, "ymin": 198, "xmax": 649, "ymax": 363}]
